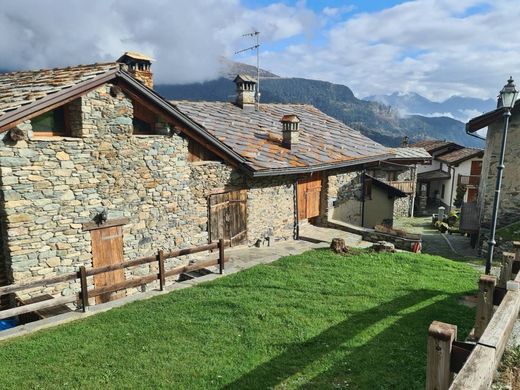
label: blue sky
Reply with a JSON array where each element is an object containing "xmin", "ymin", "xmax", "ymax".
[{"xmin": 0, "ymin": 0, "xmax": 518, "ymax": 101}]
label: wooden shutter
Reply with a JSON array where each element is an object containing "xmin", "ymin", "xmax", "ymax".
[
  {"xmin": 209, "ymin": 190, "xmax": 247, "ymax": 245},
  {"xmin": 297, "ymin": 174, "xmax": 322, "ymax": 220}
]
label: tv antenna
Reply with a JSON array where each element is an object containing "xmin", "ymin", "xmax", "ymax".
[{"xmin": 235, "ymin": 31, "xmax": 260, "ymax": 109}]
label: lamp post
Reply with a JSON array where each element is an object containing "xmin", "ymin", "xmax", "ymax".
[{"xmin": 485, "ymin": 77, "xmax": 518, "ymax": 274}]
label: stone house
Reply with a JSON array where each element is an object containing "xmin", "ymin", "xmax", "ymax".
[
  {"xmin": 0, "ymin": 53, "xmax": 424, "ymax": 304},
  {"xmin": 466, "ymin": 101, "xmax": 520, "ymax": 231},
  {"xmin": 411, "ymin": 140, "xmax": 483, "ymax": 211}
]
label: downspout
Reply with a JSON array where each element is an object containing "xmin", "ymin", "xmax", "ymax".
[
  {"xmin": 293, "ymin": 178, "xmax": 299, "ymax": 240},
  {"xmin": 410, "ymin": 164, "xmax": 417, "ymax": 217},
  {"xmin": 361, "ymin": 171, "xmax": 366, "ymax": 227},
  {"xmin": 449, "ymin": 165, "xmax": 456, "ymax": 212}
]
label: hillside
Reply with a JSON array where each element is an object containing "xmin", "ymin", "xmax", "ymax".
[{"xmin": 157, "ymin": 77, "xmax": 484, "ymax": 148}]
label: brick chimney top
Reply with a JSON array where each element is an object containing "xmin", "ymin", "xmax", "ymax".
[
  {"xmin": 117, "ymin": 52, "xmax": 154, "ymax": 89},
  {"xmin": 281, "ymin": 114, "xmax": 300, "ymax": 148}
]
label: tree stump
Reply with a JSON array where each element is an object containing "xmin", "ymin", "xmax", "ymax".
[{"xmin": 330, "ymin": 238, "xmax": 348, "ymax": 253}]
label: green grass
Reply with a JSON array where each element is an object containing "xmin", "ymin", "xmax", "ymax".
[{"xmin": 0, "ymin": 249, "xmax": 478, "ymax": 389}]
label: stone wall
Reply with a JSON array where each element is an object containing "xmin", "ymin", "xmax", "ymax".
[
  {"xmin": 479, "ymin": 112, "xmax": 520, "ymax": 229},
  {"xmin": 325, "ymin": 170, "xmax": 363, "ymax": 225},
  {"xmin": 0, "ymin": 84, "xmax": 294, "ymax": 300}
]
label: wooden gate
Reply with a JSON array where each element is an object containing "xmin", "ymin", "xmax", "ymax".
[
  {"xmin": 90, "ymin": 225, "xmax": 125, "ymax": 304},
  {"xmin": 297, "ymin": 173, "xmax": 322, "ymax": 220},
  {"xmin": 209, "ymin": 190, "xmax": 247, "ymax": 245}
]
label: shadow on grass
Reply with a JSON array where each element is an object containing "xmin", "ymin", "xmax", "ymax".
[{"xmin": 223, "ymin": 289, "xmax": 474, "ymax": 390}]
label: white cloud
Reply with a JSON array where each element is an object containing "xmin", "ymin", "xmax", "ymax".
[
  {"xmin": 0, "ymin": 0, "xmax": 318, "ymax": 84},
  {"xmin": 259, "ymin": 0, "xmax": 520, "ymax": 100}
]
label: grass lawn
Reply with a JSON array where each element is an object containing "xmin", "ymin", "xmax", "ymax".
[{"xmin": 0, "ymin": 249, "xmax": 478, "ymax": 389}]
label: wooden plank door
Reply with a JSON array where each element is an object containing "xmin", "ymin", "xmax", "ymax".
[
  {"xmin": 297, "ymin": 174, "xmax": 322, "ymax": 220},
  {"xmin": 90, "ymin": 225, "xmax": 125, "ymax": 304},
  {"xmin": 467, "ymin": 188, "xmax": 478, "ymax": 203},
  {"xmin": 209, "ymin": 190, "xmax": 247, "ymax": 245},
  {"xmin": 470, "ymin": 160, "xmax": 482, "ymax": 186}
]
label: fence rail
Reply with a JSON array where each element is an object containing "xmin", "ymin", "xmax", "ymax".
[
  {"xmin": 0, "ymin": 239, "xmax": 230, "ymax": 322},
  {"xmin": 426, "ymin": 244, "xmax": 520, "ymax": 389}
]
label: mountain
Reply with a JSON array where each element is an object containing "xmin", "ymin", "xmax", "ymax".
[
  {"xmin": 366, "ymin": 92, "xmax": 495, "ymax": 122},
  {"xmin": 157, "ymin": 76, "xmax": 484, "ymax": 148}
]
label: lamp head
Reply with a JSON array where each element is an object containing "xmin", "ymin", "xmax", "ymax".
[{"xmin": 500, "ymin": 76, "xmax": 518, "ymax": 109}]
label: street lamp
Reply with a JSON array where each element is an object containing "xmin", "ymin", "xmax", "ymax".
[{"xmin": 485, "ymin": 77, "xmax": 519, "ymax": 274}]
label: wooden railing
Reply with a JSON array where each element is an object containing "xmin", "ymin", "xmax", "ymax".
[
  {"xmin": 0, "ymin": 239, "xmax": 229, "ymax": 322},
  {"xmin": 457, "ymin": 174, "xmax": 480, "ymax": 187},
  {"xmin": 426, "ymin": 245, "xmax": 520, "ymax": 389},
  {"xmin": 387, "ymin": 180, "xmax": 414, "ymax": 194}
]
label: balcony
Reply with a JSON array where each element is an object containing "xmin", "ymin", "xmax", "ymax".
[
  {"xmin": 457, "ymin": 174, "xmax": 480, "ymax": 188},
  {"xmin": 388, "ymin": 180, "xmax": 415, "ymax": 194}
]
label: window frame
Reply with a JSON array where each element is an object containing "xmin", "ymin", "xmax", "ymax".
[{"xmin": 31, "ymin": 106, "xmax": 71, "ymax": 138}]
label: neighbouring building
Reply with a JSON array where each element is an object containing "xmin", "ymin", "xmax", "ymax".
[
  {"xmin": 0, "ymin": 52, "xmax": 427, "ymax": 306},
  {"xmin": 466, "ymin": 99, "xmax": 520, "ymax": 232},
  {"xmin": 410, "ymin": 140, "xmax": 484, "ymax": 212}
]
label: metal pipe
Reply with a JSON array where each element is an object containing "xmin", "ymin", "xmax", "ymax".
[
  {"xmin": 486, "ymin": 108, "xmax": 511, "ymax": 274},
  {"xmin": 449, "ymin": 165, "xmax": 456, "ymax": 212}
]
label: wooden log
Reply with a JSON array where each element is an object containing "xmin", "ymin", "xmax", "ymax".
[
  {"xmin": 218, "ymin": 238, "xmax": 225, "ymax": 274},
  {"xmin": 0, "ymin": 294, "xmax": 79, "ymax": 321},
  {"xmin": 0, "ymin": 272, "xmax": 77, "ymax": 296},
  {"xmin": 89, "ymin": 274, "xmax": 158, "ymax": 298},
  {"xmin": 158, "ymin": 250, "xmax": 165, "ymax": 291},
  {"xmin": 85, "ymin": 255, "xmax": 156, "ymax": 277},
  {"xmin": 449, "ymin": 344, "xmax": 495, "ymax": 390},
  {"xmin": 330, "ymin": 238, "xmax": 348, "ymax": 253},
  {"xmin": 474, "ymin": 275, "xmax": 496, "ymax": 340},
  {"xmin": 498, "ymin": 252, "xmax": 515, "ymax": 288},
  {"xmin": 79, "ymin": 266, "xmax": 88, "ymax": 312},
  {"xmin": 427, "ymin": 321, "xmax": 457, "ymax": 390}
]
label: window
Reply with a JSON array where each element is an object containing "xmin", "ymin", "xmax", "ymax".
[
  {"xmin": 188, "ymin": 139, "xmax": 220, "ymax": 162},
  {"xmin": 441, "ymin": 184, "xmax": 446, "ymax": 199},
  {"xmin": 31, "ymin": 106, "xmax": 69, "ymax": 137},
  {"xmin": 132, "ymin": 100, "xmax": 156, "ymax": 135}
]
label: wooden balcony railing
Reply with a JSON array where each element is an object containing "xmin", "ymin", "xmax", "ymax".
[
  {"xmin": 458, "ymin": 174, "xmax": 480, "ymax": 187},
  {"xmin": 388, "ymin": 180, "xmax": 414, "ymax": 194}
]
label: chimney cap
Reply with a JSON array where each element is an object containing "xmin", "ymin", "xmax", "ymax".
[
  {"xmin": 233, "ymin": 74, "xmax": 257, "ymax": 84},
  {"xmin": 280, "ymin": 114, "xmax": 301, "ymax": 123},
  {"xmin": 117, "ymin": 51, "xmax": 155, "ymax": 63}
]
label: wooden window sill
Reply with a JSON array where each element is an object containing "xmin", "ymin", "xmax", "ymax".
[{"xmin": 31, "ymin": 135, "xmax": 82, "ymax": 142}]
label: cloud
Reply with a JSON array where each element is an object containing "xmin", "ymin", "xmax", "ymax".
[
  {"xmin": 259, "ymin": 0, "xmax": 520, "ymax": 100},
  {"xmin": 0, "ymin": 0, "xmax": 318, "ymax": 84}
]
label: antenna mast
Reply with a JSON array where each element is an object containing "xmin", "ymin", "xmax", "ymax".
[{"xmin": 235, "ymin": 31, "xmax": 260, "ymax": 110}]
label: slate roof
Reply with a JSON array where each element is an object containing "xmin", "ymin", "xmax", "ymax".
[
  {"xmin": 409, "ymin": 139, "xmax": 458, "ymax": 154},
  {"xmin": 437, "ymin": 148, "xmax": 483, "ymax": 165},
  {"xmin": 392, "ymin": 147, "xmax": 431, "ymax": 160},
  {"xmin": 173, "ymin": 101, "xmax": 392, "ymax": 172},
  {"xmin": 417, "ymin": 169, "xmax": 451, "ymax": 181},
  {"xmin": 0, "ymin": 63, "xmax": 119, "ymax": 118}
]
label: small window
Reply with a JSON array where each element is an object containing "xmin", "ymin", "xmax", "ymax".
[
  {"xmin": 31, "ymin": 107, "xmax": 69, "ymax": 137},
  {"xmin": 441, "ymin": 184, "xmax": 446, "ymax": 199},
  {"xmin": 188, "ymin": 139, "xmax": 221, "ymax": 162},
  {"xmin": 132, "ymin": 100, "xmax": 156, "ymax": 135}
]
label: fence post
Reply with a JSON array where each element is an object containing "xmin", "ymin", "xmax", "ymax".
[
  {"xmin": 498, "ymin": 252, "xmax": 515, "ymax": 288},
  {"xmin": 474, "ymin": 275, "xmax": 496, "ymax": 339},
  {"xmin": 157, "ymin": 250, "xmax": 165, "ymax": 291},
  {"xmin": 218, "ymin": 238, "xmax": 225, "ymax": 274},
  {"xmin": 513, "ymin": 241, "xmax": 520, "ymax": 274},
  {"xmin": 79, "ymin": 266, "xmax": 88, "ymax": 312},
  {"xmin": 426, "ymin": 321, "xmax": 457, "ymax": 390}
]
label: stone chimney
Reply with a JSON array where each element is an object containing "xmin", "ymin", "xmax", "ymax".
[
  {"xmin": 117, "ymin": 51, "xmax": 154, "ymax": 89},
  {"xmin": 281, "ymin": 114, "xmax": 300, "ymax": 148},
  {"xmin": 233, "ymin": 75, "xmax": 257, "ymax": 110}
]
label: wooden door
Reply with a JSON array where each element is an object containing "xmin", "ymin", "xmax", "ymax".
[
  {"xmin": 209, "ymin": 190, "xmax": 247, "ymax": 245},
  {"xmin": 470, "ymin": 160, "xmax": 482, "ymax": 186},
  {"xmin": 467, "ymin": 188, "xmax": 477, "ymax": 203},
  {"xmin": 90, "ymin": 225, "xmax": 125, "ymax": 304},
  {"xmin": 297, "ymin": 174, "xmax": 322, "ymax": 220}
]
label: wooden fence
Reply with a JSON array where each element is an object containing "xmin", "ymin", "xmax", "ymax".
[
  {"xmin": 0, "ymin": 239, "xmax": 229, "ymax": 322},
  {"xmin": 426, "ymin": 242, "xmax": 520, "ymax": 389}
]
